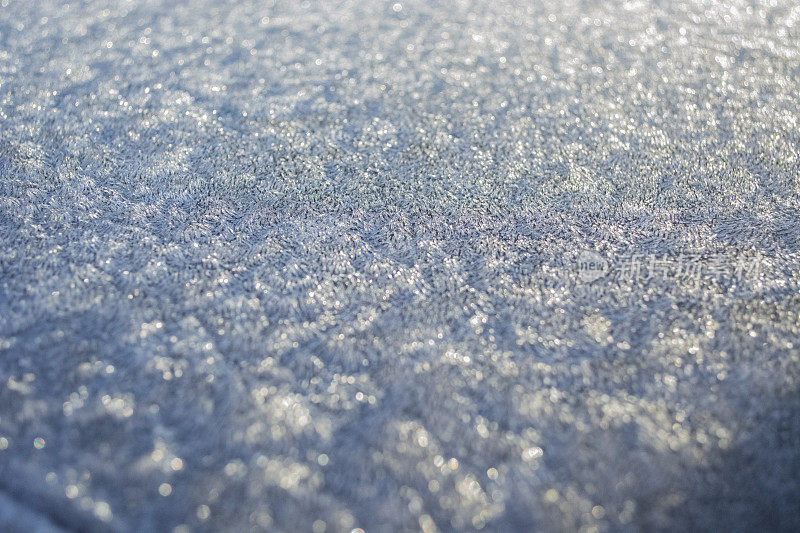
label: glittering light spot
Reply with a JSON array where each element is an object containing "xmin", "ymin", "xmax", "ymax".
[
  {"xmin": 65, "ymin": 484, "xmax": 79, "ymax": 498},
  {"xmin": 419, "ymin": 514, "xmax": 437, "ymax": 533},
  {"xmin": 487, "ymin": 467, "xmax": 498, "ymax": 480},
  {"xmin": 317, "ymin": 453, "xmax": 329, "ymax": 466},
  {"xmin": 522, "ymin": 447, "xmax": 543, "ymax": 461},
  {"xmin": 544, "ymin": 489, "xmax": 559, "ymax": 502},
  {"xmin": 197, "ymin": 505, "xmax": 210, "ymax": 520},
  {"xmin": 312, "ymin": 520, "xmax": 326, "ymax": 533},
  {"xmin": 159, "ymin": 483, "xmax": 172, "ymax": 496},
  {"xmin": 33, "ymin": 437, "xmax": 46, "ymax": 449},
  {"xmin": 170, "ymin": 457, "xmax": 184, "ymax": 471},
  {"xmin": 95, "ymin": 501, "xmax": 112, "ymax": 521},
  {"xmin": 0, "ymin": 437, "xmax": 8, "ymax": 450}
]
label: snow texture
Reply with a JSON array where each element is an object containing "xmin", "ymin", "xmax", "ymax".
[{"xmin": 1, "ymin": 0, "xmax": 800, "ymax": 531}]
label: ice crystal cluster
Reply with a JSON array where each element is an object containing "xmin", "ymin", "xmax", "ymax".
[{"xmin": 1, "ymin": 0, "xmax": 799, "ymax": 531}]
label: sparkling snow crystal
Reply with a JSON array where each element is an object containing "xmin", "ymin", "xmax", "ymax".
[{"xmin": 1, "ymin": 0, "xmax": 799, "ymax": 531}]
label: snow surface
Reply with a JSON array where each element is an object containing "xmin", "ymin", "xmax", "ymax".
[{"xmin": 1, "ymin": 0, "xmax": 799, "ymax": 531}]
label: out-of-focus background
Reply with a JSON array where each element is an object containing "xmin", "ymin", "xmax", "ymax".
[{"xmin": 1, "ymin": 0, "xmax": 799, "ymax": 531}]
